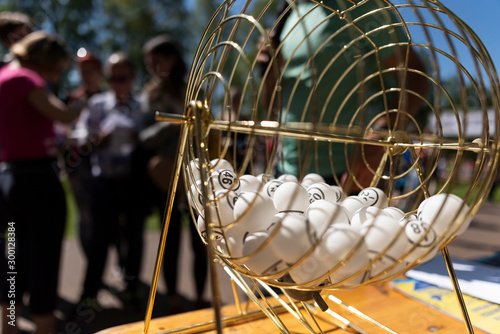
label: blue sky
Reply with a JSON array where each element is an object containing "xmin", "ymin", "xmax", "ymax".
[
  {"xmin": 436, "ymin": 1, "xmax": 500, "ymax": 76},
  {"xmin": 206, "ymin": 0, "xmax": 500, "ymax": 82}
]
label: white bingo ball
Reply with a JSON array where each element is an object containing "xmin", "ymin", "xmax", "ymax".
[
  {"xmin": 210, "ymin": 158, "xmax": 234, "ymax": 172},
  {"xmin": 216, "ymin": 236, "xmax": 228, "ymax": 256},
  {"xmin": 340, "ymin": 196, "xmax": 367, "ymax": 220},
  {"xmin": 269, "ymin": 213, "xmax": 314, "ymax": 264},
  {"xmin": 209, "ymin": 169, "xmax": 240, "ymax": 193},
  {"xmin": 261, "ymin": 179, "xmax": 283, "ymax": 199},
  {"xmin": 289, "ymin": 224, "xmax": 369, "ymax": 287},
  {"xmin": 218, "ymin": 235, "xmax": 242, "ymax": 258},
  {"xmin": 417, "ymin": 193, "xmax": 471, "ymax": 238},
  {"xmin": 330, "ymin": 185, "xmax": 345, "ymax": 202},
  {"xmin": 306, "ymin": 200, "xmax": 350, "ymax": 238},
  {"xmin": 361, "ymin": 215, "xmax": 410, "ymax": 276},
  {"xmin": 358, "ymin": 187, "xmax": 388, "ymax": 209},
  {"xmin": 239, "ymin": 174, "xmax": 262, "ymax": 193},
  {"xmin": 404, "ymin": 217, "xmax": 437, "ymax": 247},
  {"xmin": 256, "ymin": 173, "xmax": 275, "ymax": 184},
  {"xmin": 240, "ymin": 231, "xmax": 288, "ymax": 276},
  {"xmin": 273, "ymin": 181, "xmax": 309, "ymax": 214},
  {"xmin": 196, "ymin": 212, "xmax": 228, "ymax": 242},
  {"xmin": 306, "ymin": 182, "xmax": 340, "ymax": 204},
  {"xmin": 199, "ymin": 215, "xmax": 243, "ymax": 259},
  {"xmin": 383, "ymin": 207, "xmax": 406, "ymax": 221},
  {"xmin": 188, "ymin": 158, "xmax": 202, "ymax": 183},
  {"xmin": 206, "ymin": 190, "xmax": 239, "ymax": 229},
  {"xmin": 401, "ymin": 215, "xmax": 439, "ymax": 264},
  {"xmin": 277, "ymin": 174, "xmax": 299, "ymax": 183},
  {"xmin": 266, "ymin": 212, "xmax": 286, "ymax": 232},
  {"xmin": 324, "ymin": 225, "xmax": 370, "ymax": 287},
  {"xmin": 188, "ymin": 180, "xmax": 210, "ymax": 215},
  {"xmin": 350, "ymin": 206, "xmax": 392, "ymax": 230},
  {"xmin": 232, "ymin": 191, "xmax": 277, "ymax": 240},
  {"xmin": 301, "ymin": 173, "xmax": 325, "ymax": 188}
]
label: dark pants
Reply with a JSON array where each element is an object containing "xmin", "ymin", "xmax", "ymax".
[
  {"xmin": 133, "ymin": 145, "xmax": 208, "ymax": 300},
  {"xmin": 161, "ymin": 203, "xmax": 208, "ymax": 298},
  {"xmin": 152, "ymin": 187, "xmax": 207, "ymax": 299},
  {"xmin": 82, "ymin": 176, "xmax": 145, "ymax": 298},
  {"xmin": 66, "ymin": 156, "xmax": 94, "ymax": 259},
  {"xmin": 0, "ymin": 159, "xmax": 66, "ymax": 314}
]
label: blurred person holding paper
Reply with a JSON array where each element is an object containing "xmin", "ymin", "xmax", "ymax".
[{"xmin": 78, "ymin": 52, "xmax": 146, "ymax": 306}]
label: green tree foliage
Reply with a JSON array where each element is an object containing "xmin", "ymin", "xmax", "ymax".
[
  {"xmin": 98, "ymin": 0, "xmax": 189, "ymax": 66},
  {"xmin": 0, "ymin": 1, "xmax": 96, "ymax": 53},
  {"xmin": 0, "ymin": 0, "xmax": 192, "ymax": 90},
  {"xmin": 0, "ymin": 0, "xmax": 282, "ymax": 92}
]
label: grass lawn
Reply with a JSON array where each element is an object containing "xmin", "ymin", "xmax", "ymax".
[
  {"xmin": 437, "ymin": 180, "xmax": 500, "ymax": 203},
  {"xmin": 62, "ymin": 179, "xmax": 162, "ymax": 238}
]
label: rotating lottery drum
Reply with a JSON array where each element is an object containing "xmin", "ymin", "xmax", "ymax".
[{"xmin": 146, "ymin": 0, "xmax": 500, "ymax": 333}]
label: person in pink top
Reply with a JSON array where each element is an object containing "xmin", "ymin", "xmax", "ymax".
[{"xmin": 0, "ymin": 31, "xmax": 84, "ymax": 334}]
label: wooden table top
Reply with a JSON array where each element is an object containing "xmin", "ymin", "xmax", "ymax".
[{"xmin": 97, "ymin": 281, "xmax": 486, "ymax": 334}]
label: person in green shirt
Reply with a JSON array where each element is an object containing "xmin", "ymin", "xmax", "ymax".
[{"xmin": 260, "ymin": 0, "xmax": 428, "ymax": 191}]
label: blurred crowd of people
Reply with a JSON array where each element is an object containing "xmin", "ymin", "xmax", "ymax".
[{"xmin": 0, "ymin": 11, "xmax": 208, "ymax": 334}]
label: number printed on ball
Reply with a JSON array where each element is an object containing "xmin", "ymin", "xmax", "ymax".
[
  {"xmin": 405, "ymin": 219, "xmax": 437, "ymax": 248},
  {"xmin": 307, "ymin": 182, "xmax": 339, "ymax": 204},
  {"xmin": 358, "ymin": 187, "xmax": 388, "ymax": 208},
  {"xmin": 261, "ymin": 179, "xmax": 283, "ymax": 199},
  {"xmin": 219, "ymin": 170, "xmax": 237, "ymax": 188},
  {"xmin": 210, "ymin": 169, "xmax": 240, "ymax": 193}
]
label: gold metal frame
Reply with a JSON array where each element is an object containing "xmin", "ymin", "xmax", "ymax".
[{"xmin": 140, "ymin": 0, "xmax": 500, "ymax": 333}]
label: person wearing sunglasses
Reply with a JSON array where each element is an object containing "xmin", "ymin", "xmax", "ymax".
[{"xmin": 78, "ymin": 52, "xmax": 146, "ymax": 307}]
